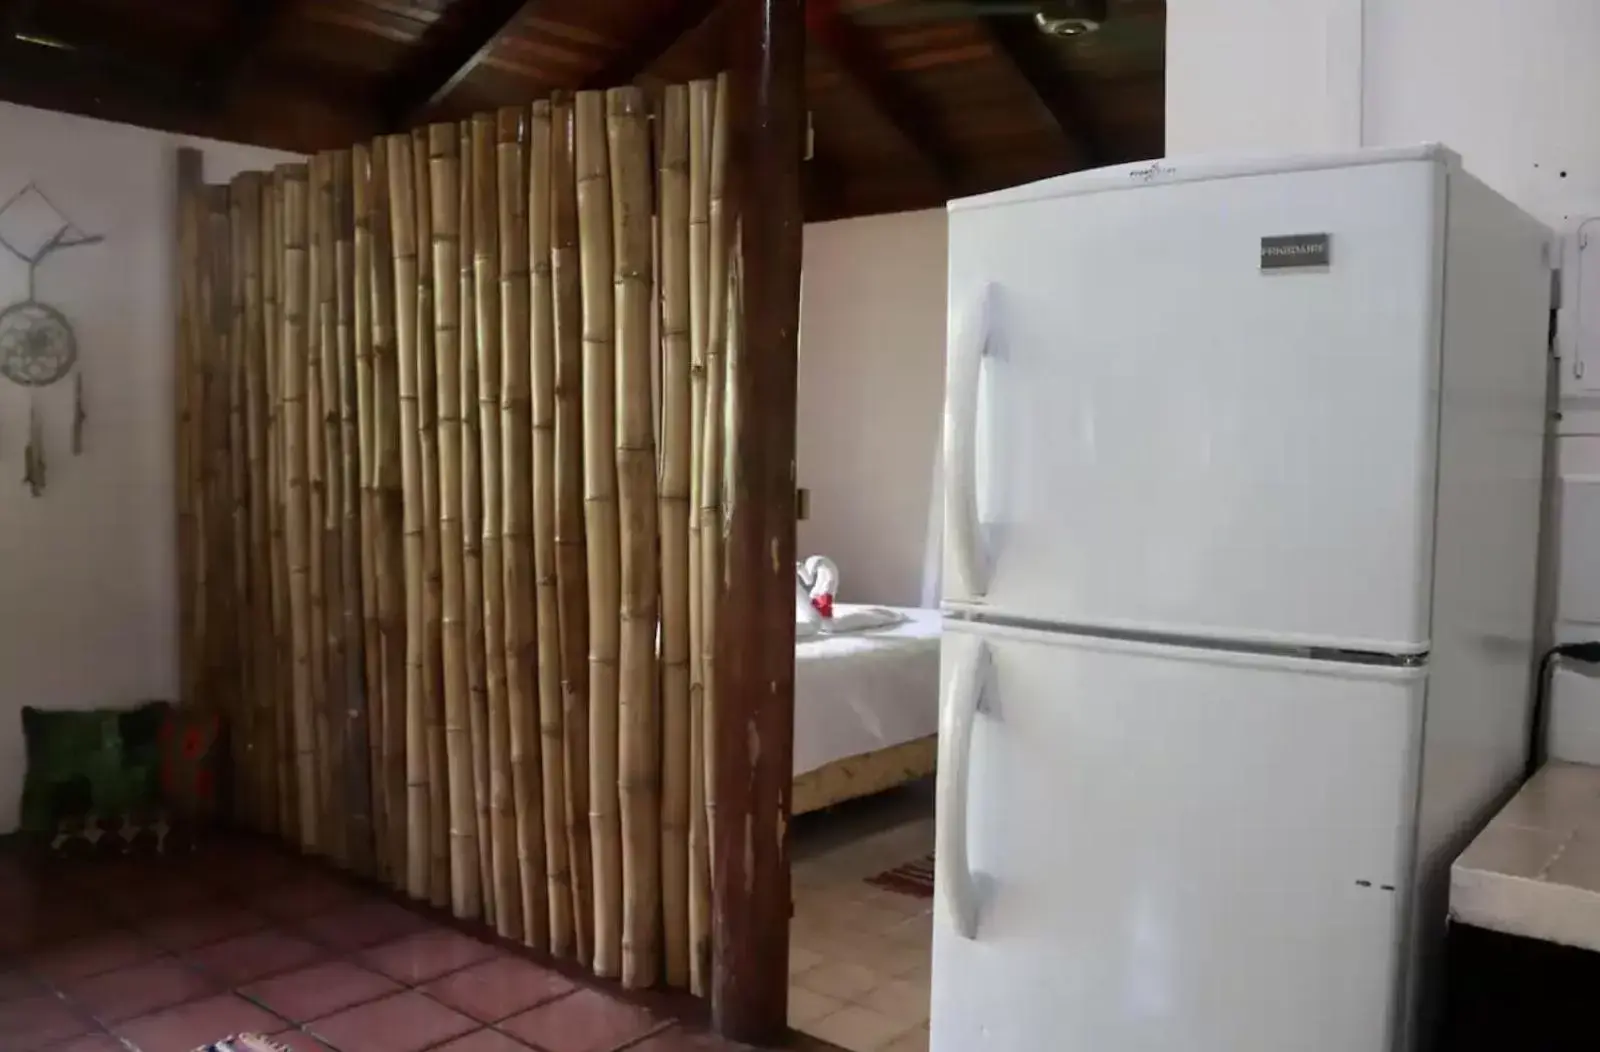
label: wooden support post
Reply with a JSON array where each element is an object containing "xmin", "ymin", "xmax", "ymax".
[{"xmin": 712, "ymin": 0, "xmax": 804, "ymax": 1042}]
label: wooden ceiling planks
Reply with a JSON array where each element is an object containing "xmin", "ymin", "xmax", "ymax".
[
  {"xmin": 582, "ymin": 0, "xmax": 722, "ymax": 87},
  {"xmin": 377, "ymin": 0, "xmax": 546, "ymax": 128},
  {"xmin": 0, "ymin": 0, "xmax": 1165, "ymax": 221}
]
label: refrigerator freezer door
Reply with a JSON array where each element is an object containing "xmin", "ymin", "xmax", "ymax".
[
  {"xmin": 944, "ymin": 157, "xmax": 1446, "ymax": 653},
  {"xmin": 931, "ymin": 622, "xmax": 1423, "ymax": 1052}
]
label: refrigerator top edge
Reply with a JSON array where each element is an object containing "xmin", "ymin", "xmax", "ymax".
[{"xmin": 947, "ymin": 141, "xmax": 1458, "ymax": 215}]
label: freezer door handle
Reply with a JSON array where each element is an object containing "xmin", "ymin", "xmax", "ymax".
[
  {"xmin": 945, "ymin": 283, "xmax": 993, "ymax": 598},
  {"xmin": 937, "ymin": 637, "xmax": 990, "ymax": 940}
]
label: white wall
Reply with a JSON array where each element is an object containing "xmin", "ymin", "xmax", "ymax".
[
  {"xmin": 798, "ymin": 209, "xmax": 948, "ymax": 607},
  {"xmin": 1166, "ymin": 0, "xmax": 1365, "ymax": 156},
  {"xmin": 1166, "ymin": 0, "xmax": 1600, "ymax": 761},
  {"xmin": 0, "ymin": 102, "xmax": 298, "ymax": 831}
]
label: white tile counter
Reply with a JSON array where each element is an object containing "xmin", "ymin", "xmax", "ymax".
[{"xmin": 1450, "ymin": 761, "xmax": 1600, "ymax": 951}]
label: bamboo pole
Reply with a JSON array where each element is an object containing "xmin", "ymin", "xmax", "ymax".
[
  {"xmin": 685, "ymin": 76, "xmax": 713, "ymax": 995},
  {"xmin": 651, "ymin": 101, "xmax": 663, "ymax": 460},
  {"xmin": 389, "ymin": 134, "xmax": 431, "ymax": 899},
  {"xmin": 371, "ymin": 139, "xmax": 409, "ymax": 884},
  {"xmin": 700, "ymin": 73, "xmax": 731, "ymax": 878},
  {"xmin": 576, "ymin": 88, "xmax": 622, "ymax": 980},
  {"xmin": 430, "ymin": 123, "xmax": 484, "ymax": 921},
  {"xmin": 609, "ymin": 86, "xmax": 661, "ymax": 990},
  {"xmin": 201, "ymin": 186, "xmax": 232, "ymax": 737},
  {"xmin": 473, "ymin": 113, "xmax": 523, "ymax": 943},
  {"xmin": 238, "ymin": 173, "xmax": 277, "ymax": 832},
  {"xmin": 551, "ymin": 92, "xmax": 594, "ymax": 968},
  {"xmin": 334, "ymin": 151, "xmax": 374, "ymax": 875},
  {"xmin": 275, "ymin": 172, "xmax": 300, "ymax": 843},
  {"xmin": 224, "ymin": 180, "xmax": 245, "ymax": 808},
  {"xmin": 414, "ymin": 127, "xmax": 451, "ymax": 908},
  {"xmin": 460, "ymin": 121, "xmax": 496, "ymax": 925},
  {"xmin": 193, "ymin": 185, "xmax": 209, "ymax": 715},
  {"xmin": 206, "ymin": 186, "xmax": 233, "ymax": 732},
  {"xmin": 228, "ymin": 180, "xmax": 253, "ymax": 821},
  {"xmin": 657, "ymin": 83, "xmax": 692, "ymax": 991},
  {"xmin": 281, "ymin": 163, "xmax": 319, "ymax": 851},
  {"xmin": 528, "ymin": 98, "xmax": 573, "ymax": 960},
  {"xmin": 263, "ymin": 172, "xmax": 292, "ymax": 839},
  {"xmin": 308, "ymin": 153, "xmax": 335, "ymax": 857},
  {"xmin": 500, "ymin": 106, "xmax": 550, "ymax": 950},
  {"xmin": 723, "ymin": 238, "xmax": 743, "ymax": 589},
  {"xmin": 193, "ymin": 182, "xmax": 214, "ymax": 701},
  {"xmin": 354, "ymin": 143, "xmax": 384, "ymax": 870},
  {"xmin": 318, "ymin": 152, "xmax": 348, "ymax": 864},
  {"xmin": 324, "ymin": 151, "xmax": 357, "ymax": 865}
]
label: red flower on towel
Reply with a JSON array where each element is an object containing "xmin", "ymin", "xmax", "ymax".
[{"xmin": 811, "ymin": 594, "xmax": 834, "ymax": 619}]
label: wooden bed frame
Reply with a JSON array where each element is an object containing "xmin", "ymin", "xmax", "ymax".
[{"xmin": 791, "ymin": 734, "xmax": 937, "ymax": 816}]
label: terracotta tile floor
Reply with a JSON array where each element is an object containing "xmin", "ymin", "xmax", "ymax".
[
  {"xmin": 0, "ymin": 834, "xmax": 757, "ymax": 1052},
  {"xmin": 788, "ymin": 790, "xmax": 934, "ymax": 1052}
]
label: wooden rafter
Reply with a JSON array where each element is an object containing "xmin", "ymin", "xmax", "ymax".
[
  {"xmin": 582, "ymin": 0, "xmax": 720, "ymax": 88},
  {"xmin": 0, "ymin": 2, "xmax": 194, "ymax": 110},
  {"xmin": 805, "ymin": 142, "xmax": 846, "ymax": 220},
  {"xmin": 191, "ymin": 0, "xmax": 290, "ymax": 107},
  {"xmin": 379, "ymin": 0, "xmax": 536, "ymax": 130},
  {"xmin": 1, "ymin": 0, "xmax": 32, "ymax": 33},
  {"xmin": 980, "ymin": 15, "xmax": 1099, "ymax": 165},
  {"xmin": 806, "ymin": 2, "xmax": 961, "ymax": 193}
]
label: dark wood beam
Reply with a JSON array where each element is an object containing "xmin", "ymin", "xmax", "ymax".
[
  {"xmin": 0, "ymin": 29, "xmax": 191, "ymax": 118},
  {"xmin": 191, "ymin": 0, "xmax": 291, "ymax": 109},
  {"xmin": 713, "ymin": 0, "xmax": 804, "ymax": 1043},
  {"xmin": 582, "ymin": 0, "xmax": 721, "ymax": 88},
  {"xmin": 807, "ymin": 2, "xmax": 961, "ymax": 193},
  {"xmin": 0, "ymin": 9, "xmax": 361, "ymax": 151},
  {"xmin": 980, "ymin": 15, "xmax": 1100, "ymax": 166},
  {"xmin": 1, "ymin": 0, "xmax": 37, "ymax": 36},
  {"xmin": 379, "ymin": 0, "xmax": 536, "ymax": 130}
]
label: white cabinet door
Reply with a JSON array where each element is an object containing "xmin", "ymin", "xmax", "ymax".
[
  {"xmin": 942, "ymin": 157, "xmax": 1445, "ymax": 653},
  {"xmin": 931, "ymin": 623, "xmax": 1423, "ymax": 1052}
]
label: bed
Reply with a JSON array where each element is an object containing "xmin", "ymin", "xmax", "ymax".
[{"xmin": 791, "ymin": 605, "xmax": 942, "ymax": 815}]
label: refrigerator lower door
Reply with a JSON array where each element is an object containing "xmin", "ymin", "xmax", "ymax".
[{"xmin": 932, "ymin": 622, "xmax": 1424, "ymax": 1052}]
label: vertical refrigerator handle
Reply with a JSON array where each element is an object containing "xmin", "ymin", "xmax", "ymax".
[
  {"xmin": 937, "ymin": 637, "xmax": 990, "ymax": 941},
  {"xmin": 945, "ymin": 284, "xmax": 993, "ymax": 598}
]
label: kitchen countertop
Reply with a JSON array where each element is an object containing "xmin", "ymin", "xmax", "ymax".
[{"xmin": 1450, "ymin": 761, "xmax": 1600, "ymax": 952}]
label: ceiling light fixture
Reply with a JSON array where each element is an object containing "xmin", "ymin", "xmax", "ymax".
[
  {"xmin": 13, "ymin": 33, "xmax": 76, "ymax": 51},
  {"xmin": 1034, "ymin": 11, "xmax": 1100, "ymax": 36}
]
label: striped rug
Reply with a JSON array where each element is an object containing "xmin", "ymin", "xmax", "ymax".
[{"xmin": 865, "ymin": 853, "xmax": 934, "ymax": 899}]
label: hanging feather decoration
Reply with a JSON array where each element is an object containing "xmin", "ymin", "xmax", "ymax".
[
  {"xmin": 72, "ymin": 371, "xmax": 85, "ymax": 454},
  {"xmin": 22, "ymin": 397, "xmax": 44, "ymax": 497},
  {"xmin": 0, "ymin": 181, "xmax": 104, "ymax": 494}
]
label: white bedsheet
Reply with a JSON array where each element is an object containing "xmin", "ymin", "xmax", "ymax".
[{"xmin": 793, "ymin": 606, "xmax": 942, "ymax": 776}]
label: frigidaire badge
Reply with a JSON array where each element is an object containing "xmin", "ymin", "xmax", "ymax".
[{"xmin": 1260, "ymin": 233, "xmax": 1330, "ymax": 270}]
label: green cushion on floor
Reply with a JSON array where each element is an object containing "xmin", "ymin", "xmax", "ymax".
[{"xmin": 19, "ymin": 701, "xmax": 171, "ymax": 834}]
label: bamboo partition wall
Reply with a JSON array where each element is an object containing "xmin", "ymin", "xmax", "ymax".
[{"xmin": 175, "ymin": 76, "xmax": 737, "ymax": 993}]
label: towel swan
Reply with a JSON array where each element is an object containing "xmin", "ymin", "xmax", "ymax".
[{"xmin": 795, "ymin": 555, "xmax": 905, "ymax": 637}]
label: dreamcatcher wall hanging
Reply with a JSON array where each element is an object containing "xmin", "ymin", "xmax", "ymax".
[{"xmin": 0, "ymin": 182, "xmax": 103, "ymax": 497}]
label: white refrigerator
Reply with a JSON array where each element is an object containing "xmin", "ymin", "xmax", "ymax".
[{"xmin": 932, "ymin": 145, "xmax": 1552, "ymax": 1052}]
